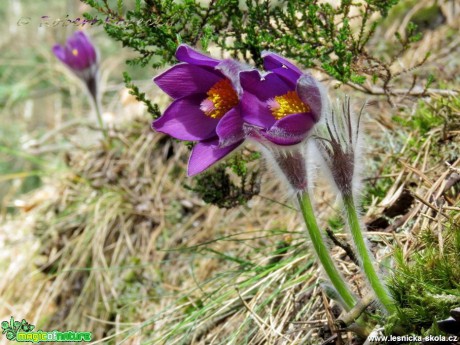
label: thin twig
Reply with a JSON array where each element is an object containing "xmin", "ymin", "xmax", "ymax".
[
  {"xmin": 347, "ymin": 83, "xmax": 459, "ymax": 97},
  {"xmin": 412, "ymin": 193, "xmax": 450, "ymax": 219},
  {"xmin": 325, "ymin": 228, "xmax": 359, "ymax": 266}
]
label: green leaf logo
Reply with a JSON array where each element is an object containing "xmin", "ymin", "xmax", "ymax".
[{"xmin": 1, "ymin": 317, "xmax": 35, "ymax": 341}]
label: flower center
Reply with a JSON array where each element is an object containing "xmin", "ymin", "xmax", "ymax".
[
  {"xmin": 200, "ymin": 79, "xmax": 238, "ymax": 119},
  {"xmin": 267, "ymin": 91, "xmax": 310, "ymax": 120},
  {"xmin": 72, "ymin": 49, "xmax": 79, "ymax": 56}
]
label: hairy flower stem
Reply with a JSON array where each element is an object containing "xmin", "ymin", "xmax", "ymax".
[
  {"xmin": 88, "ymin": 82, "xmax": 109, "ymax": 144},
  {"xmin": 297, "ymin": 192, "xmax": 356, "ymax": 311},
  {"xmin": 343, "ymin": 195, "xmax": 395, "ymax": 314}
]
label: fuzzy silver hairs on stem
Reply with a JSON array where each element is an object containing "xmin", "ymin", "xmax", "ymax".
[{"xmin": 314, "ymin": 96, "xmax": 396, "ymax": 314}]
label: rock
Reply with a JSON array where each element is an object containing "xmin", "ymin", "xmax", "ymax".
[
  {"xmin": 451, "ymin": 308, "xmax": 460, "ymax": 322},
  {"xmin": 437, "ymin": 317, "xmax": 460, "ymax": 336}
]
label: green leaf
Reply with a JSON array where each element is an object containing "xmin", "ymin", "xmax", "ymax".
[{"xmin": 1, "ymin": 321, "xmax": 9, "ymax": 330}]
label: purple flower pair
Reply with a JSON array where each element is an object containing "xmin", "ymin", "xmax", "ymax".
[{"xmin": 152, "ymin": 44, "xmax": 325, "ymax": 176}]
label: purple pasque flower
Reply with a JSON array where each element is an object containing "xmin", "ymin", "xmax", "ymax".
[
  {"xmin": 239, "ymin": 52, "xmax": 327, "ymax": 191},
  {"xmin": 53, "ymin": 31, "xmax": 97, "ymax": 71},
  {"xmin": 153, "ymin": 44, "xmax": 248, "ymax": 176},
  {"xmin": 240, "ymin": 52, "xmax": 326, "ymax": 146},
  {"xmin": 53, "ymin": 31, "xmax": 99, "ymax": 100}
]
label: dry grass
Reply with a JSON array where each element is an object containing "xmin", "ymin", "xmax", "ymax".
[
  {"xmin": 0, "ymin": 120, "xmax": 323, "ymax": 344},
  {"xmin": 1, "ymin": 106, "xmax": 456, "ymax": 344}
]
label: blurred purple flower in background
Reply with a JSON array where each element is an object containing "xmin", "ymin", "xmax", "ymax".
[
  {"xmin": 153, "ymin": 44, "xmax": 248, "ymax": 176},
  {"xmin": 53, "ymin": 31, "xmax": 97, "ymax": 71},
  {"xmin": 53, "ymin": 31, "xmax": 99, "ymax": 101},
  {"xmin": 53, "ymin": 31, "xmax": 110, "ymax": 141}
]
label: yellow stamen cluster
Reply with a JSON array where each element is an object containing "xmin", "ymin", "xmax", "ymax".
[
  {"xmin": 72, "ymin": 49, "xmax": 79, "ymax": 56},
  {"xmin": 269, "ymin": 91, "xmax": 310, "ymax": 120},
  {"xmin": 203, "ymin": 79, "xmax": 238, "ymax": 119}
]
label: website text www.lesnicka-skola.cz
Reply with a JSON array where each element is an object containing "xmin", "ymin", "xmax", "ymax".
[{"xmin": 367, "ymin": 334, "xmax": 459, "ymax": 343}]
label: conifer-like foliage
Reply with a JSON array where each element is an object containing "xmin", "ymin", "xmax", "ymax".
[
  {"xmin": 82, "ymin": 0, "xmax": 415, "ymax": 87},
  {"xmin": 184, "ymin": 153, "xmax": 261, "ymax": 209},
  {"xmin": 81, "ymin": 0, "xmax": 426, "ymax": 207}
]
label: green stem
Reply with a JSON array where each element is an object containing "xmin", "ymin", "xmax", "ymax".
[
  {"xmin": 297, "ymin": 192, "xmax": 356, "ymax": 311},
  {"xmin": 343, "ymin": 195, "xmax": 395, "ymax": 314},
  {"xmin": 91, "ymin": 95, "xmax": 109, "ymax": 143}
]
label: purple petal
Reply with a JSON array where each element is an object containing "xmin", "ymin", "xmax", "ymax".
[
  {"xmin": 296, "ymin": 74, "xmax": 324, "ymax": 122},
  {"xmin": 72, "ymin": 32, "xmax": 97, "ymax": 63},
  {"xmin": 262, "ymin": 52, "xmax": 302, "ymax": 84},
  {"xmin": 216, "ymin": 108, "xmax": 244, "ymax": 146},
  {"xmin": 76, "ymin": 32, "xmax": 97, "ymax": 65},
  {"xmin": 55, "ymin": 46, "xmax": 78, "ymax": 70},
  {"xmin": 259, "ymin": 129, "xmax": 304, "ymax": 146},
  {"xmin": 216, "ymin": 59, "xmax": 252, "ymax": 92},
  {"xmin": 244, "ymin": 113, "xmax": 314, "ymax": 146},
  {"xmin": 66, "ymin": 32, "xmax": 97, "ymax": 70},
  {"xmin": 273, "ymin": 113, "xmax": 315, "ymax": 138},
  {"xmin": 65, "ymin": 48, "xmax": 86, "ymax": 70},
  {"xmin": 243, "ymin": 124, "xmax": 300, "ymax": 146},
  {"xmin": 262, "ymin": 52, "xmax": 302, "ymax": 73},
  {"xmin": 152, "ymin": 95, "xmax": 218, "ymax": 141},
  {"xmin": 154, "ymin": 64, "xmax": 222, "ymax": 99},
  {"xmin": 52, "ymin": 45, "xmax": 67, "ymax": 63},
  {"xmin": 176, "ymin": 44, "xmax": 220, "ymax": 67},
  {"xmin": 240, "ymin": 92, "xmax": 276, "ymax": 129},
  {"xmin": 188, "ymin": 138, "xmax": 243, "ymax": 176},
  {"xmin": 240, "ymin": 70, "xmax": 291, "ymax": 100}
]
